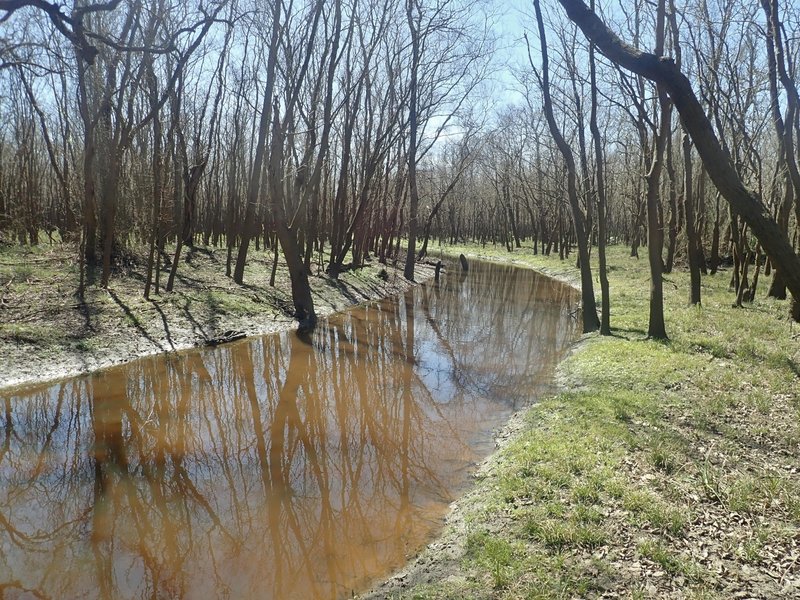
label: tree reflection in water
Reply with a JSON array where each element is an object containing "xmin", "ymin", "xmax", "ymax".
[{"xmin": 0, "ymin": 261, "xmax": 578, "ymax": 599}]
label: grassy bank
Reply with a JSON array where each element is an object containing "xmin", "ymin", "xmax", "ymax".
[
  {"xmin": 0, "ymin": 240, "xmax": 433, "ymax": 390},
  {"xmin": 372, "ymin": 242, "xmax": 800, "ymax": 599}
]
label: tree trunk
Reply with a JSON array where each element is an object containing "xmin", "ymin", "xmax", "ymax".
[
  {"xmin": 761, "ymin": 0, "xmax": 794, "ymax": 300},
  {"xmin": 99, "ymin": 147, "xmax": 122, "ymax": 288},
  {"xmin": 531, "ymin": 0, "xmax": 599, "ymax": 333},
  {"xmin": 683, "ymin": 134, "xmax": 701, "ymax": 305},
  {"xmin": 233, "ymin": 0, "xmax": 282, "ymax": 284},
  {"xmin": 645, "ymin": 104, "xmax": 668, "ymax": 339},
  {"xmin": 589, "ymin": 3, "xmax": 611, "ymax": 335},
  {"xmin": 404, "ymin": 0, "xmax": 420, "ymax": 282},
  {"xmin": 268, "ymin": 102, "xmax": 316, "ymax": 329},
  {"xmin": 77, "ymin": 58, "xmax": 98, "ymax": 266},
  {"xmin": 664, "ymin": 134, "xmax": 679, "ymax": 274},
  {"xmin": 144, "ymin": 65, "xmax": 163, "ymax": 300},
  {"xmin": 557, "ymin": 0, "xmax": 800, "ymax": 320}
]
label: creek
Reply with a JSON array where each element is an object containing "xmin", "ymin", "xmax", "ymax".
[{"xmin": 0, "ymin": 260, "xmax": 579, "ymax": 599}]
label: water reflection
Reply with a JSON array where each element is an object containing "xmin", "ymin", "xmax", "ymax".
[{"xmin": 0, "ymin": 261, "xmax": 578, "ymax": 599}]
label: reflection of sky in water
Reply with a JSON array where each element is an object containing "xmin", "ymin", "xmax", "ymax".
[
  {"xmin": 415, "ymin": 339, "xmax": 455, "ymax": 396},
  {"xmin": 0, "ymin": 260, "xmax": 579, "ymax": 600}
]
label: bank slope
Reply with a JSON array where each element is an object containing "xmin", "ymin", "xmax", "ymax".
[
  {"xmin": 364, "ymin": 243, "xmax": 800, "ymax": 600},
  {"xmin": 0, "ymin": 242, "xmax": 433, "ymax": 391}
]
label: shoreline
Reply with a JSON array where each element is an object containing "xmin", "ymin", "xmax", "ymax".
[
  {"xmin": 362, "ymin": 244, "xmax": 800, "ymax": 599},
  {"xmin": 358, "ymin": 251, "xmax": 586, "ymax": 598},
  {"xmin": 0, "ymin": 245, "xmax": 435, "ymax": 393}
]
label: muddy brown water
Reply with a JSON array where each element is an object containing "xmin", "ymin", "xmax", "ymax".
[{"xmin": 0, "ymin": 260, "xmax": 579, "ymax": 599}]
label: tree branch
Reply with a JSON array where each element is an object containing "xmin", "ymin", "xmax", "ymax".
[{"xmin": 556, "ymin": 0, "xmax": 800, "ymax": 318}]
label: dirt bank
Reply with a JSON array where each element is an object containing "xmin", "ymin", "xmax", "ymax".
[{"xmin": 0, "ymin": 242, "xmax": 434, "ymax": 392}]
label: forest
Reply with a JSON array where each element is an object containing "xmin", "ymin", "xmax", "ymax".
[
  {"xmin": 1, "ymin": 0, "xmax": 800, "ymax": 598},
  {"xmin": 1, "ymin": 0, "xmax": 799, "ymax": 332}
]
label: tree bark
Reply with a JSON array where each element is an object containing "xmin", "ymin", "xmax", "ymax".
[
  {"xmin": 683, "ymin": 134, "xmax": 701, "ymax": 305},
  {"xmin": 144, "ymin": 62, "xmax": 162, "ymax": 300},
  {"xmin": 232, "ymin": 0, "xmax": 282, "ymax": 284},
  {"xmin": 589, "ymin": 0, "xmax": 610, "ymax": 335},
  {"xmin": 268, "ymin": 101, "xmax": 316, "ymax": 329},
  {"xmin": 643, "ymin": 0, "xmax": 669, "ymax": 340},
  {"xmin": 761, "ymin": 0, "xmax": 794, "ymax": 299},
  {"xmin": 531, "ymin": 0, "xmax": 599, "ymax": 333},
  {"xmin": 664, "ymin": 134, "xmax": 679, "ymax": 274},
  {"xmin": 403, "ymin": 0, "xmax": 420, "ymax": 282}
]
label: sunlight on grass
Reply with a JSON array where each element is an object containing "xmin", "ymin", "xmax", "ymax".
[{"xmin": 400, "ymin": 242, "xmax": 800, "ymax": 600}]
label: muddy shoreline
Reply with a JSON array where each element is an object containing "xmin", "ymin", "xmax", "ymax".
[
  {"xmin": 357, "ymin": 255, "xmax": 585, "ymax": 598},
  {"xmin": 0, "ymin": 245, "xmax": 435, "ymax": 393}
]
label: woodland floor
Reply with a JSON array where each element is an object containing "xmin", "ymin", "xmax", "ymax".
[
  {"xmin": 362, "ymin": 242, "xmax": 800, "ymax": 600},
  {"xmin": 0, "ymin": 238, "xmax": 433, "ymax": 391}
]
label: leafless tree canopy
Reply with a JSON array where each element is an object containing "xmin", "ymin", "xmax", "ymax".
[{"xmin": 2, "ymin": 0, "xmax": 800, "ymax": 326}]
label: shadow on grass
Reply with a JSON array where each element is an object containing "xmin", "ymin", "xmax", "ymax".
[
  {"xmin": 147, "ymin": 299, "xmax": 175, "ymax": 350},
  {"xmin": 608, "ymin": 327, "xmax": 647, "ymax": 339},
  {"xmin": 785, "ymin": 357, "xmax": 800, "ymax": 379},
  {"xmin": 321, "ymin": 276, "xmax": 361, "ymax": 306},
  {"xmin": 107, "ymin": 289, "xmax": 165, "ymax": 352}
]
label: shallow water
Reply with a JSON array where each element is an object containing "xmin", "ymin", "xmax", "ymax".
[{"xmin": 0, "ymin": 260, "xmax": 578, "ymax": 599}]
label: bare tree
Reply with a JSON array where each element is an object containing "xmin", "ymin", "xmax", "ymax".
[
  {"xmin": 589, "ymin": 0, "xmax": 610, "ymax": 334},
  {"xmin": 402, "ymin": 0, "xmax": 492, "ymax": 281},
  {"xmin": 557, "ymin": 0, "xmax": 800, "ymax": 320},
  {"xmin": 528, "ymin": 0, "xmax": 600, "ymax": 333}
]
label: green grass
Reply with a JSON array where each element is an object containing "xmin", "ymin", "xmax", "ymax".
[
  {"xmin": 465, "ymin": 532, "xmax": 519, "ymax": 589},
  {"xmin": 394, "ymin": 241, "xmax": 800, "ymax": 599},
  {"xmin": 622, "ymin": 489, "xmax": 687, "ymax": 535},
  {"xmin": 0, "ymin": 322, "xmax": 60, "ymax": 346},
  {"xmin": 637, "ymin": 539, "xmax": 703, "ymax": 580}
]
